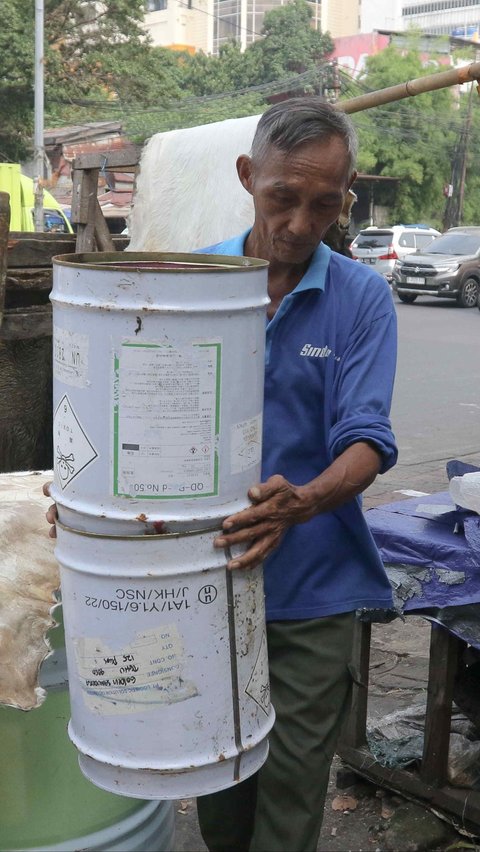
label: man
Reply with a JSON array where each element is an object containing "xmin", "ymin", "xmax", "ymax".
[
  {"xmin": 195, "ymin": 98, "xmax": 398, "ymax": 851},
  {"xmin": 46, "ymin": 98, "xmax": 397, "ymax": 852}
]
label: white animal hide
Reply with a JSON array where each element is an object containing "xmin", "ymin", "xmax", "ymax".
[
  {"xmin": 0, "ymin": 471, "xmax": 59, "ymax": 710},
  {"xmin": 128, "ymin": 114, "xmax": 261, "ymax": 252}
]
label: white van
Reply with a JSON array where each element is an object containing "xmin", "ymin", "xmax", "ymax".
[{"xmin": 350, "ymin": 225, "xmax": 440, "ymax": 282}]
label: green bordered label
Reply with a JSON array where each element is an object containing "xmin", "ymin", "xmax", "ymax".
[{"xmin": 113, "ymin": 340, "xmax": 221, "ymax": 499}]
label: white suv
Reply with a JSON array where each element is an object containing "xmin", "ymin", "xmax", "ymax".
[{"xmin": 350, "ymin": 225, "xmax": 441, "ymax": 282}]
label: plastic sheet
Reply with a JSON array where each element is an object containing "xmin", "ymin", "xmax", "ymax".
[
  {"xmin": 367, "ymin": 702, "xmax": 480, "ymax": 789},
  {"xmin": 411, "ymin": 604, "xmax": 480, "ymax": 650},
  {"xmin": 366, "ymin": 491, "xmax": 480, "ymax": 613}
]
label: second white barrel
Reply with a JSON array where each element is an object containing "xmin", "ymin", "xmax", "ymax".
[{"xmin": 55, "ymin": 522, "xmax": 275, "ymax": 800}]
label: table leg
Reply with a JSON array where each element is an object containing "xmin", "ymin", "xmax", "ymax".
[
  {"xmin": 341, "ymin": 620, "xmax": 371, "ymax": 749},
  {"xmin": 420, "ymin": 623, "xmax": 459, "ymax": 787}
]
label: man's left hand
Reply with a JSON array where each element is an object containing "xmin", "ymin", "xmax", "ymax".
[{"xmin": 214, "ymin": 474, "xmax": 314, "ymax": 570}]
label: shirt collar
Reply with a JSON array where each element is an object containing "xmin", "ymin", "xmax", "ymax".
[{"xmin": 207, "ymin": 229, "xmax": 331, "ymax": 293}]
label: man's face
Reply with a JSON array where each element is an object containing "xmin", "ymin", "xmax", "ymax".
[{"xmin": 238, "ymin": 135, "xmax": 355, "ymax": 265}]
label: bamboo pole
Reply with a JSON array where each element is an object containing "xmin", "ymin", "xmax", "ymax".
[{"xmin": 338, "ymin": 60, "xmax": 480, "ymax": 114}]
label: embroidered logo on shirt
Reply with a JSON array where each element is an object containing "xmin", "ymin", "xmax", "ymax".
[{"xmin": 300, "ymin": 343, "xmax": 332, "ymax": 358}]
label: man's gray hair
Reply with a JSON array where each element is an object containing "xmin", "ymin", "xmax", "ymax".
[{"xmin": 251, "ymin": 97, "xmax": 358, "ymax": 176}]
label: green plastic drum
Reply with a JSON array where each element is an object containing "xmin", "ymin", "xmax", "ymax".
[{"xmin": 0, "ymin": 609, "xmax": 175, "ymax": 851}]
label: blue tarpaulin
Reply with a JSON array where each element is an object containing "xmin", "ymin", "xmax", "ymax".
[
  {"xmin": 367, "ymin": 491, "xmax": 480, "ymax": 611},
  {"xmin": 365, "ymin": 489, "xmax": 480, "ymax": 648}
]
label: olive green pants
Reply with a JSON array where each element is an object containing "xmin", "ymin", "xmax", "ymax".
[{"xmin": 197, "ymin": 612, "xmax": 355, "ymax": 852}]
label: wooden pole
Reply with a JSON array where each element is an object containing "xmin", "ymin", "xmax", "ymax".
[{"xmin": 338, "ymin": 60, "xmax": 480, "ymax": 114}]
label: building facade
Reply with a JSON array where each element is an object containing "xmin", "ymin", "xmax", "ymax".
[
  {"xmin": 144, "ymin": 0, "xmax": 361, "ymax": 55},
  {"xmin": 359, "ymin": 0, "xmax": 403, "ymax": 33},
  {"xmin": 401, "ymin": 1, "xmax": 480, "ymax": 38},
  {"xmin": 144, "ymin": 0, "xmax": 213, "ymax": 53}
]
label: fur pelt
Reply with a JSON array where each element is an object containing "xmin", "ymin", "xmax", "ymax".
[
  {"xmin": 128, "ymin": 114, "xmax": 261, "ymax": 252},
  {"xmin": 0, "ymin": 472, "xmax": 59, "ymax": 710}
]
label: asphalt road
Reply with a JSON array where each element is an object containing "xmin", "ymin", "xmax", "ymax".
[{"xmin": 366, "ymin": 293, "xmax": 480, "ymax": 505}]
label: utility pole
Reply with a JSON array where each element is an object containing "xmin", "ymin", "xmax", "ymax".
[
  {"xmin": 442, "ymin": 50, "xmax": 479, "ymax": 231},
  {"xmin": 456, "ymin": 63, "xmax": 477, "ymax": 226},
  {"xmin": 442, "ymin": 135, "xmax": 462, "ymax": 231},
  {"xmin": 323, "ymin": 60, "xmax": 341, "ymax": 103},
  {"xmin": 34, "ymin": 0, "xmax": 44, "ymax": 233}
]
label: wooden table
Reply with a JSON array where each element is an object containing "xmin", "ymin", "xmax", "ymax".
[{"xmin": 337, "ymin": 494, "xmax": 480, "ymax": 832}]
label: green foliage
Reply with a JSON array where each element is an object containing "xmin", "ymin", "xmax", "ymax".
[
  {"xmin": 0, "ymin": 0, "xmax": 35, "ymax": 160},
  {"xmin": 45, "ymin": 1, "xmax": 185, "ymax": 118},
  {"xmin": 459, "ymin": 97, "xmax": 480, "ymax": 225},
  {"xmin": 130, "ymin": 0, "xmax": 334, "ymax": 136},
  {"xmin": 248, "ymin": 0, "xmax": 334, "ymax": 83},
  {"xmin": 180, "ymin": 0, "xmax": 333, "ymax": 99},
  {"xmin": 0, "ymin": 0, "xmax": 184, "ymax": 158},
  {"xmin": 348, "ymin": 45, "xmax": 459, "ymax": 227},
  {"xmin": 181, "ymin": 42, "xmax": 261, "ymax": 96}
]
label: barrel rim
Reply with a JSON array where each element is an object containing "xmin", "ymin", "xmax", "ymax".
[
  {"xmin": 52, "ymin": 251, "xmax": 269, "ymax": 272},
  {"xmin": 56, "ymin": 519, "xmax": 223, "ymax": 541}
]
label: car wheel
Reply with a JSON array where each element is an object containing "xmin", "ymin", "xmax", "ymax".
[
  {"xmin": 457, "ymin": 277, "xmax": 479, "ymax": 308},
  {"xmin": 397, "ymin": 293, "xmax": 417, "ymax": 304}
]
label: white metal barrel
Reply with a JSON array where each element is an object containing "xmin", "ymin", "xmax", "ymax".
[
  {"xmin": 55, "ymin": 522, "xmax": 275, "ymax": 800},
  {"xmin": 50, "ymin": 252, "xmax": 269, "ymax": 534}
]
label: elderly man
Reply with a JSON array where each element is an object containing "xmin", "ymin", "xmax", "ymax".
[
  {"xmin": 46, "ymin": 97, "xmax": 396, "ymax": 852},
  {"xmin": 196, "ymin": 98, "xmax": 398, "ymax": 851}
]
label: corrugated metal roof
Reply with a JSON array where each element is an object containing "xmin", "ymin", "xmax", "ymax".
[{"xmin": 44, "ymin": 121, "xmax": 123, "ymax": 147}]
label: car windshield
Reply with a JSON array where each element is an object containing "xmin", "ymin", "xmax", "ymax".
[
  {"xmin": 425, "ymin": 233, "xmax": 480, "ymax": 256},
  {"xmin": 354, "ymin": 232, "xmax": 393, "ymax": 249}
]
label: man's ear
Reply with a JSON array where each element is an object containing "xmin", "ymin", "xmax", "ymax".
[
  {"xmin": 236, "ymin": 155, "xmax": 254, "ymax": 195},
  {"xmin": 347, "ymin": 170, "xmax": 358, "ymax": 192}
]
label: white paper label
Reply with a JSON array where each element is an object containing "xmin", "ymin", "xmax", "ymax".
[
  {"xmin": 53, "ymin": 326, "xmax": 89, "ymax": 388},
  {"xmin": 74, "ymin": 625, "xmax": 198, "ymax": 714},
  {"xmin": 231, "ymin": 414, "xmax": 262, "ymax": 475},
  {"xmin": 113, "ymin": 340, "xmax": 221, "ymax": 498}
]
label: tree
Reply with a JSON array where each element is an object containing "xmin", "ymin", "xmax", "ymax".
[
  {"xmin": 248, "ymin": 0, "xmax": 334, "ymax": 84},
  {"xmin": 0, "ymin": 0, "xmax": 184, "ymax": 160},
  {"xmin": 0, "ymin": 0, "xmax": 35, "ymax": 160},
  {"xmin": 459, "ymin": 98, "xmax": 480, "ymax": 226},
  {"xmin": 181, "ymin": 42, "xmax": 261, "ymax": 96},
  {"xmin": 348, "ymin": 44, "xmax": 458, "ymax": 228},
  {"xmin": 150, "ymin": 0, "xmax": 335, "ymax": 135}
]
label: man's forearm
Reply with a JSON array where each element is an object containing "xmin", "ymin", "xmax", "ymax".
[{"xmin": 294, "ymin": 441, "xmax": 383, "ymax": 521}]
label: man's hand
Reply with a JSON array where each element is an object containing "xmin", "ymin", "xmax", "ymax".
[
  {"xmin": 214, "ymin": 442, "xmax": 383, "ymax": 571},
  {"xmin": 214, "ymin": 474, "xmax": 316, "ymax": 571},
  {"xmin": 43, "ymin": 481, "xmax": 58, "ymax": 539}
]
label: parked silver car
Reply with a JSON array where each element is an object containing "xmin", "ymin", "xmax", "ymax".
[
  {"xmin": 350, "ymin": 225, "xmax": 441, "ymax": 282},
  {"xmin": 392, "ymin": 227, "xmax": 480, "ymax": 307}
]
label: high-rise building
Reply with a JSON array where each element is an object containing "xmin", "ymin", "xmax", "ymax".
[
  {"xmin": 306, "ymin": 0, "xmax": 361, "ymax": 39},
  {"xmin": 359, "ymin": 0, "xmax": 403, "ymax": 33},
  {"xmin": 144, "ymin": 0, "xmax": 213, "ymax": 54},
  {"xmin": 213, "ymin": 0, "xmax": 361, "ymax": 53},
  {"xmin": 401, "ymin": 1, "xmax": 480, "ymax": 38},
  {"xmin": 144, "ymin": 0, "xmax": 361, "ymax": 55}
]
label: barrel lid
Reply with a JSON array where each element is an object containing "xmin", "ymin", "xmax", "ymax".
[{"xmin": 52, "ymin": 251, "xmax": 269, "ymax": 272}]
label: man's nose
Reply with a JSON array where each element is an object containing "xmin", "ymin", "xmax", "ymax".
[{"xmin": 287, "ymin": 207, "xmax": 314, "ymax": 237}]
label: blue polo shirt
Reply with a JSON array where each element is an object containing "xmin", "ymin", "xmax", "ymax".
[{"xmin": 202, "ymin": 231, "xmax": 397, "ymax": 620}]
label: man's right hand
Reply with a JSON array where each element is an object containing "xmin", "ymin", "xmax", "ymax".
[{"xmin": 43, "ymin": 481, "xmax": 58, "ymax": 539}]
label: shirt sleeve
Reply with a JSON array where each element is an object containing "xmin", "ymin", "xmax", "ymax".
[{"xmin": 328, "ymin": 297, "xmax": 398, "ymax": 474}]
